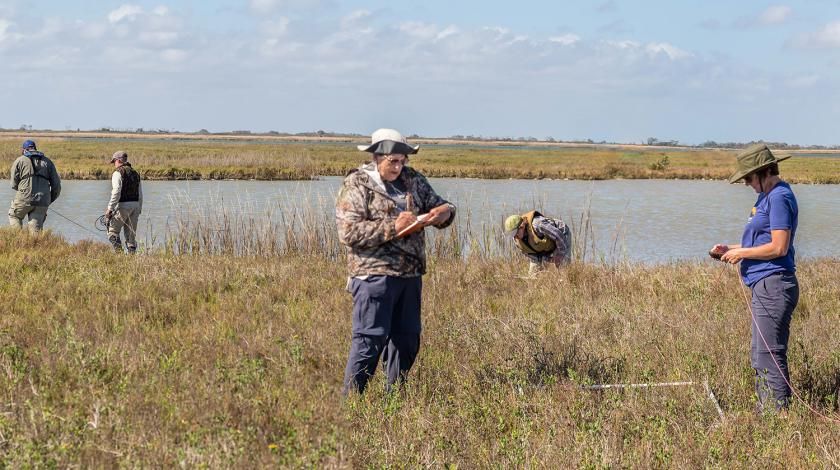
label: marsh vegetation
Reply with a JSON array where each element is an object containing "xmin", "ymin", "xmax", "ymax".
[
  {"xmin": 0, "ymin": 227, "xmax": 838, "ymax": 467},
  {"xmin": 3, "ymin": 136, "xmax": 840, "ymax": 183}
]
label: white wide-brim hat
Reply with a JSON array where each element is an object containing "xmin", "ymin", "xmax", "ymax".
[{"xmin": 357, "ymin": 128, "xmax": 420, "ymax": 155}]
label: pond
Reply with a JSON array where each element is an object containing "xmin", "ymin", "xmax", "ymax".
[{"xmin": 24, "ymin": 177, "xmax": 840, "ymax": 263}]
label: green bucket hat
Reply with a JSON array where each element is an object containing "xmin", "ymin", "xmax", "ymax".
[
  {"xmin": 728, "ymin": 143, "xmax": 791, "ymax": 184},
  {"xmin": 503, "ymin": 214, "xmax": 523, "ymax": 235}
]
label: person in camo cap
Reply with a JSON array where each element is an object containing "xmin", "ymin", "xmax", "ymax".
[
  {"xmin": 105, "ymin": 151, "xmax": 143, "ymax": 254},
  {"xmin": 336, "ymin": 128, "xmax": 456, "ymax": 395},
  {"xmin": 8, "ymin": 140, "xmax": 61, "ymax": 232},
  {"xmin": 711, "ymin": 143, "xmax": 798, "ymax": 413},
  {"xmin": 504, "ymin": 210, "xmax": 572, "ymax": 276}
]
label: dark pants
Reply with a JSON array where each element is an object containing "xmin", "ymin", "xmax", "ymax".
[
  {"xmin": 343, "ymin": 275, "xmax": 422, "ymax": 395},
  {"xmin": 750, "ymin": 271, "xmax": 799, "ymax": 411}
]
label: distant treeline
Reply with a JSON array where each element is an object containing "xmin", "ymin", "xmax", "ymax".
[{"xmin": 2, "ymin": 127, "xmax": 839, "ymax": 150}]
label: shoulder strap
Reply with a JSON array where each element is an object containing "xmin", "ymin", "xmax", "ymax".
[{"xmin": 24, "ymin": 155, "xmax": 51, "ymax": 181}]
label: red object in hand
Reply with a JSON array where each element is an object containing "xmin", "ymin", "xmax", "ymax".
[{"xmin": 708, "ymin": 246, "xmax": 727, "ymax": 260}]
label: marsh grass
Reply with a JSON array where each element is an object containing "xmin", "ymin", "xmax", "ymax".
[
  {"xmin": 158, "ymin": 193, "xmax": 610, "ymax": 266},
  {"xmin": 3, "ymin": 137, "xmax": 839, "ymax": 183},
  {"xmin": 162, "ymin": 191, "xmax": 344, "ymax": 258},
  {"xmin": 0, "ymin": 228, "xmax": 838, "ymax": 467}
]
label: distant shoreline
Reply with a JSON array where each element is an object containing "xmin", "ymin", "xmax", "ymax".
[
  {"xmin": 2, "ymin": 133, "xmax": 839, "ymax": 183},
  {"xmin": 3, "ymin": 129, "xmax": 839, "ymax": 155}
]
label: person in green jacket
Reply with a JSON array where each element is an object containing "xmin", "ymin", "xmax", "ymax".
[{"xmin": 8, "ymin": 140, "xmax": 61, "ymax": 232}]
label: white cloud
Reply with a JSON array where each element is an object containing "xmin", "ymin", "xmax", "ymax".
[
  {"xmin": 436, "ymin": 25, "xmax": 459, "ymax": 41},
  {"xmin": 108, "ymin": 4, "xmax": 144, "ymax": 24},
  {"xmin": 758, "ymin": 5, "xmax": 791, "ymax": 25},
  {"xmin": 102, "ymin": 45, "xmax": 148, "ymax": 65},
  {"xmin": 160, "ymin": 48, "xmax": 187, "ymax": 63},
  {"xmin": 795, "ymin": 21, "xmax": 840, "ymax": 48},
  {"xmin": 260, "ymin": 17, "xmax": 290, "ymax": 37},
  {"xmin": 483, "ymin": 26, "xmax": 510, "ymax": 40},
  {"xmin": 607, "ymin": 39, "xmax": 639, "ymax": 50},
  {"xmin": 0, "ymin": 17, "xmax": 24, "ymax": 47},
  {"xmin": 260, "ymin": 37, "xmax": 303, "ymax": 57},
  {"xmin": 506, "ymin": 34, "xmax": 529, "ymax": 46},
  {"xmin": 399, "ymin": 21, "xmax": 439, "ymax": 40},
  {"xmin": 549, "ymin": 33, "xmax": 581, "ymax": 46},
  {"xmin": 139, "ymin": 31, "xmax": 179, "ymax": 47},
  {"xmin": 398, "ymin": 21, "xmax": 460, "ymax": 43},
  {"xmin": 604, "ymin": 40, "xmax": 690, "ymax": 60},
  {"xmin": 79, "ymin": 21, "xmax": 107, "ymax": 40},
  {"xmin": 645, "ymin": 42, "xmax": 691, "ymax": 60},
  {"xmin": 248, "ymin": 0, "xmax": 324, "ymax": 14},
  {"xmin": 341, "ymin": 10, "xmax": 371, "ymax": 29},
  {"xmin": 398, "ymin": 21, "xmax": 460, "ymax": 42},
  {"xmin": 0, "ymin": 18, "xmax": 13, "ymax": 43}
]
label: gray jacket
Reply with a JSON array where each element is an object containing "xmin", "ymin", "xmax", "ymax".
[
  {"xmin": 526, "ymin": 215, "xmax": 572, "ymax": 263},
  {"xmin": 10, "ymin": 152, "xmax": 61, "ymax": 207}
]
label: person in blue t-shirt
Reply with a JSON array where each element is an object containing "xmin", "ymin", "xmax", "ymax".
[{"xmin": 711, "ymin": 143, "xmax": 799, "ymax": 412}]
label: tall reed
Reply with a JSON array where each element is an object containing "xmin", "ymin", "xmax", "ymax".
[{"xmin": 160, "ymin": 194, "xmax": 622, "ymax": 264}]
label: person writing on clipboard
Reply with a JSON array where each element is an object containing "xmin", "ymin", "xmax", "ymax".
[{"xmin": 336, "ymin": 128, "xmax": 456, "ymax": 395}]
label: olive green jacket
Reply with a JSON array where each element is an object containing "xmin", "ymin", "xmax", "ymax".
[{"xmin": 10, "ymin": 152, "xmax": 62, "ymax": 207}]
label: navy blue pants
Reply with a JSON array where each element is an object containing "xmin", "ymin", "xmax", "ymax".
[
  {"xmin": 343, "ymin": 275, "xmax": 422, "ymax": 395},
  {"xmin": 750, "ymin": 271, "xmax": 799, "ymax": 411}
]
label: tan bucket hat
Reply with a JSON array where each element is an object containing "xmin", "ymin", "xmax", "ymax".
[
  {"xmin": 728, "ymin": 143, "xmax": 790, "ymax": 183},
  {"xmin": 357, "ymin": 128, "xmax": 420, "ymax": 155}
]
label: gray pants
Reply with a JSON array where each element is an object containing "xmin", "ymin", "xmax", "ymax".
[
  {"xmin": 108, "ymin": 203, "xmax": 141, "ymax": 253},
  {"xmin": 8, "ymin": 202, "xmax": 48, "ymax": 232},
  {"xmin": 750, "ymin": 271, "xmax": 799, "ymax": 411},
  {"xmin": 343, "ymin": 276, "xmax": 422, "ymax": 395}
]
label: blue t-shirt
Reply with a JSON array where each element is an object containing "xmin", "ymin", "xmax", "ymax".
[{"xmin": 739, "ymin": 181, "xmax": 798, "ymax": 286}]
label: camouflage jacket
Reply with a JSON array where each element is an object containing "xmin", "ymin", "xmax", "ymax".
[{"xmin": 336, "ymin": 162, "xmax": 455, "ymax": 277}]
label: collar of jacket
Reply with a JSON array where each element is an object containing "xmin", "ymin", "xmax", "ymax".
[
  {"xmin": 362, "ymin": 162, "xmax": 386, "ymax": 192},
  {"xmin": 357, "ymin": 162, "xmax": 414, "ymax": 203}
]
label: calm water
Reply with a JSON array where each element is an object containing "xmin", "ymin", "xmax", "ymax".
[{"xmin": 27, "ymin": 178, "xmax": 840, "ymax": 263}]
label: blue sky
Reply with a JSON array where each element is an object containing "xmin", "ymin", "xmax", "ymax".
[{"xmin": 2, "ymin": 1, "xmax": 840, "ymax": 144}]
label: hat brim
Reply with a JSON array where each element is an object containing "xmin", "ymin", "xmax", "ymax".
[
  {"xmin": 728, "ymin": 155, "xmax": 791, "ymax": 183},
  {"xmin": 357, "ymin": 140, "xmax": 420, "ymax": 155}
]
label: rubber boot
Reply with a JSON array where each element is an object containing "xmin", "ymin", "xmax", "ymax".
[{"xmin": 108, "ymin": 234, "xmax": 124, "ymax": 253}]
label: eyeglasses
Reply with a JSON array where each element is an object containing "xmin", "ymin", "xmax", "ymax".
[{"xmin": 380, "ymin": 154, "xmax": 408, "ymax": 166}]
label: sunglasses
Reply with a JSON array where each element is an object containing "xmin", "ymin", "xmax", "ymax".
[{"xmin": 380, "ymin": 154, "xmax": 408, "ymax": 166}]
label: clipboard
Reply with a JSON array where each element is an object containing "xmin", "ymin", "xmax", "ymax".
[{"xmin": 397, "ymin": 213, "xmax": 431, "ymax": 238}]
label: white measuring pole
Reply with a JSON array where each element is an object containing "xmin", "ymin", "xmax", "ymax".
[
  {"xmin": 581, "ymin": 381, "xmax": 695, "ymax": 390},
  {"xmin": 580, "ymin": 379, "xmax": 725, "ymax": 419}
]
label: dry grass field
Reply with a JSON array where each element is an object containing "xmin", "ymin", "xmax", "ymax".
[{"xmin": 0, "ymin": 228, "xmax": 837, "ymax": 467}]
